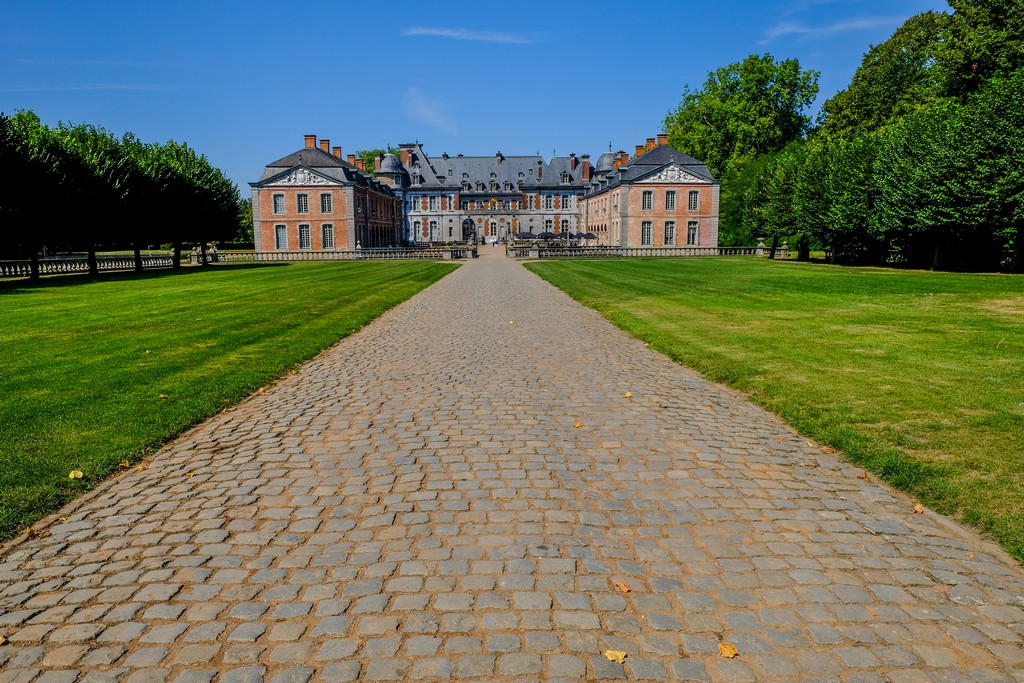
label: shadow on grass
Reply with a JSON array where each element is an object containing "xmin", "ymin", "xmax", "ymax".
[{"xmin": 0, "ymin": 262, "xmax": 291, "ymax": 294}]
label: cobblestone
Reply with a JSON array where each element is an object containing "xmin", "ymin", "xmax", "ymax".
[{"xmin": 4, "ymin": 249, "xmax": 1024, "ymax": 680}]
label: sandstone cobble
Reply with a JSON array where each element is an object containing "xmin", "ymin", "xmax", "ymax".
[{"xmin": 3, "ymin": 249, "xmax": 1024, "ymax": 680}]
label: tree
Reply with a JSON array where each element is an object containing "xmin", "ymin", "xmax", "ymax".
[
  {"xmin": 664, "ymin": 53, "xmax": 819, "ymax": 179},
  {"xmin": 355, "ymin": 147, "xmax": 400, "ymax": 176},
  {"xmin": 818, "ymin": 11, "xmax": 949, "ymax": 139},
  {"xmin": 939, "ymin": 0, "xmax": 1024, "ymax": 97},
  {"xmin": 236, "ymin": 197, "xmax": 254, "ymax": 246},
  {"xmin": 823, "ymin": 133, "xmax": 885, "ymax": 264},
  {"xmin": 744, "ymin": 142, "xmax": 804, "ymax": 257}
]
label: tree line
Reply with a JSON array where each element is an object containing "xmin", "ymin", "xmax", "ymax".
[
  {"xmin": 665, "ymin": 0, "xmax": 1023, "ymax": 271},
  {"xmin": 0, "ymin": 111, "xmax": 246, "ymax": 279}
]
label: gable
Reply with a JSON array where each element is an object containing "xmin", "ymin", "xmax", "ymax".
[
  {"xmin": 264, "ymin": 167, "xmax": 339, "ymax": 187},
  {"xmin": 634, "ymin": 164, "xmax": 710, "ymax": 185}
]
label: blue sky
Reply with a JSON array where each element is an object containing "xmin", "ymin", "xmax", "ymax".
[{"xmin": 1, "ymin": 0, "xmax": 949, "ymax": 191}]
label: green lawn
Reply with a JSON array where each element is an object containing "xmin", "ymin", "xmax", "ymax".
[
  {"xmin": 0, "ymin": 261, "xmax": 456, "ymax": 540},
  {"xmin": 526, "ymin": 258, "xmax": 1024, "ymax": 559}
]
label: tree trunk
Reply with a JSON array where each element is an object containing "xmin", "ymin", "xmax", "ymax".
[
  {"xmin": 29, "ymin": 249, "xmax": 40, "ymax": 281},
  {"xmin": 200, "ymin": 242, "xmax": 209, "ymax": 267},
  {"xmin": 830, "ymin": 239, "xmax": 840, "ymax": 265},
  {"xmin": 931, "ymin": 236, "xmax": 944, "ymax": 271},
  {"xmin": 88, "ymin": 248, "xmax": 99, "ymax": 277},
  {"xmin": 1010, "ymin": 229, "xmax": 1023, "ymax": 274},
  {"xmin": 797, "ymin": 235, "xmax": 810, "ymax": 262},
  {"xmin": 172, "ymin": 242, "xmax": 182, "ymax": 270},
  {"xmin": 768, "ymin": 236, "xmax": 779, "ymax": 259},
  {"xmin": 133, "ymin": 247, "xmax": 143, "ymax": 273}
]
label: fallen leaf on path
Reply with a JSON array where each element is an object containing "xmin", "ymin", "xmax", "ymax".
[
  {"xmin": 967, "ymin": 552, "xmax": 975, "ymax": 560},
  {"xmin": 643, "ymin": 342, "xmax": 650, "ymax": 347},
  {"xmin": 806, "ymin": 441, "xmax": 815, "ymax": 447},
  {"xmin": 26, "ymin": 528, "xmax": 49, "ymax": 538},
  {"xmin": 186, "ymin": 472, "xmax": 195, "ymax": 478},
  {"xmin": 604, "ymin": 650, "xmax": 627, "ymax": 664},
  {"xmin": 59, "ymin": 517, "xmax": 66, "ymax": 522},
  {"xmin": 0, "ymin": 635, "xmax": 6, "ymax": 645},
  {"xmin": 718, "ymin": 643, "xmax": 739, "ymax": 658},
  {"xmin": 913, "ymin": 503, "xmax": 925, "ymax": 514},
  {"xmin": 820, "ymin": 446, "xmax": 837, "ymax": 454},
  {"xmin": 614, "ymin": 581, "xmax": 631, "ymax": 593},
  {"xmin": 136, "ymin": 465, "xmax": 147, "ymax": 472},
  {"xmin": 119, "ymin": 460, "xmax": 131, "ymax": 469},
  {"xmin": 574, "ymin": 422, "xmax": 584, "ymax": 428},
  {"xmin": 68, "ymin": 470, "xmax": 83, "ymax": 480},
  {"xmin": 624, "ymin": 392, "xmax": 633, "ymax": 399},
  {"xmin": 509, "ymin": 320, "xmax": 515, "ymax": 325},
  {"xmin": 858, "ymin": 471, "xmax": 869, "ymax": 479}
]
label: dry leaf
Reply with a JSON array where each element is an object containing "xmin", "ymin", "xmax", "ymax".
[
  {"xmin": 858, "ymin": 471, "xmax": 869, "ymax": 480},
  {"xmin": 144, "ymin": 349, "xmax": 152, "ymax": 354},
  {"xmin": 820, "ymin": 446, "xmax": 837, "ymax": 454},
  {"xmin": 643, "ymin": 342, "xmax": 650, "ymax": 347},
  {"xmin": 509, "ymin": 320, "xmax": 515, "ymax": 325},
  {"xmin": 27, "ymin": 527, "xmax": 49, "ymax": 538},
  {"xmin": 574, "ymin": 422, "xmax": 584, "ymax": 428},
  {"xmin": 59, "ymin": 516, "xmax": 66, "ymax": 522},
  {"xmin": 136, "ymin": 465, "xmax": 147, "ymax": 472},
  {"xmin": 806, "ymin": 440, "xmax": 815, "ymax": 447},
  {"xmin": 913, "ymin": 503, "xmax": 925, "ymax": 514},
  {"xmin": 68, "ymin": 470, "xmax": 84, "ymax": 480},
  {"xmin": 0, "ymin": 635, "xmax": 6, "ymax": 645},
  {"xmin": 603, "ymin": 650, "xmax": 627, "ymax": 664},
  {"xmin": 967, "ymin": 552, "xmax": 975, "ymax": 560},
  {"xmin": 186, "ymin": 472, "xmax": 195, "ymax": 478},
  {"xmin": 159, "ymin": 394, "xmax": 169, "ymax": 399},
  {"xmin": 614, "ymin": 581, "xmax": 631, "ymax": 593},
  {"xmin": 119, "ymin": 460, "xmax": 131, "ymax": 469},
  {"xmin": 624, "ymin": 392, "xmax": 633, "ymax": 399},
  {"xmin": 718, "ymin": 643, "xmax": 739, "ymax": 658}
]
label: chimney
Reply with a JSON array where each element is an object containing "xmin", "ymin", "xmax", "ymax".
[
  {"xmin": 375, "ymin": 153, "xmax": 383, "ymax": 171},
  {"xmin": 646, "ymin": 137, "xmax": 655, "ymax": 151},
  {"xmin": 332, "ymin": 146, "xmax": 342, "ymax": 159},
  {"xmin": 612, "ymin": 156, "xmax": 621, "ymax": 169},
  {"xmin": 619, "ymin": 151, "xmax": 629, "ymax": 167},
  {"xmin": 635, "ymin": 144, "xmax": 644, "ymax": 157},
  {"xmin": 319, "ymin": 138, "xmax": 330, "ymax": 153},
  {"xmin": 537, "ymin": 159, "xmax": 543, "ymax": 179},
  {"xmin": 355, "ymin": 158, "xmax": 365, "ymax": 171},
  {"xmin": 347, "ymin": 154, "xmax": 356, "ymax": 165},
  {"xmin": 496, "ymin": 151, "xmax": 503, "ymax": 163},
  {"xmin": 399, "ymin": 144, "xmax": 413, "ymax": 168},
  {"xmin": 657, "ymin": 133, "xmax": 668, "ymax": 146},
  {"xmin": 570, "ymin": 152, "xmax": 577, "ymax": 170},
  {"xmin": 304, "ymin": 134, "xmax": 317, "ymax": 149},
  {"xmin": 581, "ymin": 154, "xmax": 591, "ymax": 182}
]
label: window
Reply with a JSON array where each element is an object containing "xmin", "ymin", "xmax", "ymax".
[
  {"xmin": 545, "ymin": 219, "xmax": 553, "ymax": 231},
  {"xmin": 664, "ymin": 221, "xmax": 676, "ymax": 245},
  {"xmin": 274, "ymin": 225, "xmax": 287, "ymax": 250},
  {"xmin": 561, "ymin": 172, "xmax": 571, "ymax": 184},
  {"xmin": 642, "ymin": 191, "xmax": 653, "ymax": 211},
  {"xmin": 561, "ymin": 194, "xmax": 569, "ymax": 209},
  {"xmin": 429, "ymin": 196, "xmax": 437, "ymax": 211},
  {"xmin": 528, "ymin": 195, "xmax": 535, "ymax": 210},
  {"xmin": 489, "ymin": 221, "xmax": 497, "ymax": 236},
  {"xmin": 429, "ymin": 220, "xmax": 437, "ymax": 239},
  {"xmin": 665, "ymin": 191, "xmax": 676, "ymax": 211},
  {"xmin": 320, "ymin": 193, "xmax": 333, "ymax": 213},
  {"xmin": 688, "ymin": 190, "xmax": 699, "ymax": 211},
  {"xmin": 322, "ymin": 224, "xmax": 335, "ymax": 250},
  {"xmin": 687, "ymin": 220, "xmax": 698, "ymax": 245},
  {"xmin": 298, "ymin": 224, "xmax": 311, "ymax": 249},
  {"xmin": 561, "ymin": 219, "xmax": 569, "ymax": 233},
  {"xmin": 296, "ymin": 194, "xmax": 309, "ymax": 213},
  {"xmin": 273, "ymin": 194, "xmax": 285, "ymax": 214},
  {"xmin": 545, "ymin": 195, "xmax": 553, "ymax": 210},
  {"xmin": 414, "ymin": 220, "xmax": 422, "ymax": 237},
  {"xmin": 641, "ymin": 221, "xmax": 653, "ymax": 245}
]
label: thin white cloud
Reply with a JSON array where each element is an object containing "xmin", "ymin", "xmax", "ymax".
[
  {"xmin": 403, "ymin": 26, "xmax": 536, "ymax": 44},
  {"xmin": 760, "ymin": 16, "xmax": 903, "ymax": 43},
  {"xmin": 402, "ymin": 87, "xmax": 457, "ymax": 135},
  {"xmin": 10, "ymin": 58, "xmax": 178, "ymax": 67},
  {"xmin": 0, "ymin": 83, "xmax": 177, "ymax": 92}
]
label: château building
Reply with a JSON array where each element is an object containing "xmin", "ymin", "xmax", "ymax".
[{"xmin": 251, "ymin": 133, "xmax": 718, "ymax": 250}]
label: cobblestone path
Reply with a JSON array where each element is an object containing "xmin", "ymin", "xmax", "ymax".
[{"xmin": 3, "ymin": 249, "xmax": 1024, "ymax": 683}]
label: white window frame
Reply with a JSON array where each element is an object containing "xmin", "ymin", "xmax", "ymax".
[
  {"xmin": 429, "ymin": 220, "xmax": 437, "ymax": 238},
  {"xmin": 429, "ymin": 196, "xmax": 437, "ymax": 211},
  {"xmin": 665, "ymin": 191, "xmax": 676, "ymax": 211},
  {"xmin": 545, "ymin": 219, "xmax": 553, "ymax": 231},
  {"xmin": 274, "ymin": 224, "xmax": 287, "ymax": 250},
  {"xmin": 687, "ymin": 220, "xmax": 699, "ymax": 245},
  {"xmin": 688, "ymin": 190, "xmax": 699, "ymax": 211},
  {"xmin": 664, "ymin": 221, "xmax": 676, "ymax": 245},
  {"xmin": 642, "ymin": 191, "xmax": 653, "ymax": 211},
  {"xmin": 320, "ymin": 193, "xmax": 332, "ymax": 214},
  {"xmin": 641, "ymin": 221, "xmax": 653, "ymax": 245},
  {"xmin": 272, "ymin": 194, "xmax": 285, "ymax": 214},
  {"xmin": 528, "ymin": 195, "xmax": 535, "ymax": 210},
  {"xmin": 298, "ymin": 224, "xmax": 311, "ymax": 250},
  {"xmin": 545, "ymin": 195, "xmax": 553, "ymax": 210},
  {"xmin": 561, "ymin": 194, "xmax": 569, "ymax": 209},
  {"xmin": 322, "ymin": 224, "xmax": 335, "ymax": 250},
  {"xmin": 561, "ymin": 219, "xmax": 569, "ymax": 233},
  {"xmin": 296, "ymin": 193, "xmax": 309, "ymax": 214}
]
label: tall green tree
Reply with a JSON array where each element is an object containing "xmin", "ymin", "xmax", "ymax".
[
  {"xmin": 355, "ymin": 147, "xmax": 400, "ymax": 176},
  {"xmin": 664, "ymin": 53, "xmax": 820, "ymax": 179},
  {"xmin": 939, "ymin": 0, "xmax": 1024, "ymax": 97},
  {"xmin": 818, "ymin": 11, "xmax": 949, "ymax": 139}
]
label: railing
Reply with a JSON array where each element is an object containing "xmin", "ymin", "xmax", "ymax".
[
  {"xmin": 215, "ymin": 247, "xmax": 473, "ymax": 262},
  {"xmin": 0, "ymin": 255, "xmax": 175, "ymax": 278},
  {"xmin": 507, "ymin": 245, "xmax": 761, "ymax": 258}
]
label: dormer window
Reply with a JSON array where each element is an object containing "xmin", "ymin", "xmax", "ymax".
[
  {"xmin": 561, "ymin": 172, "xmax": 571, "ymax": 184},
  {"xmin": 490, "ymin": 172, "xmax": 497, "ymax": 178}
]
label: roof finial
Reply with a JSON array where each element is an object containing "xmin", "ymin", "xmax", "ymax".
[{"xmin": 608, "ymin": 141, "xmax": 612, "ymax": 151}]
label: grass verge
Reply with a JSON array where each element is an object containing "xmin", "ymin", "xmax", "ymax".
[
  {"xmin": 0, "ymin": 261, "xmax": 456, "ymax": 540},
  {"xmin": 526, "ymin": 258, "xmax": 1024, "ymax": 559}
]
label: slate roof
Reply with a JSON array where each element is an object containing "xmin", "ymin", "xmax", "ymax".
[
  {"xmin": 253, "ymin": 146, "xmax": 395, "ymax": 195},
  {"xmin": 584, "ymin": 144, "xmax": 718, "ymax": 197},
  {"xmin": 403, "ymin": 148, "xmax": 589, "ymax": 193}
]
